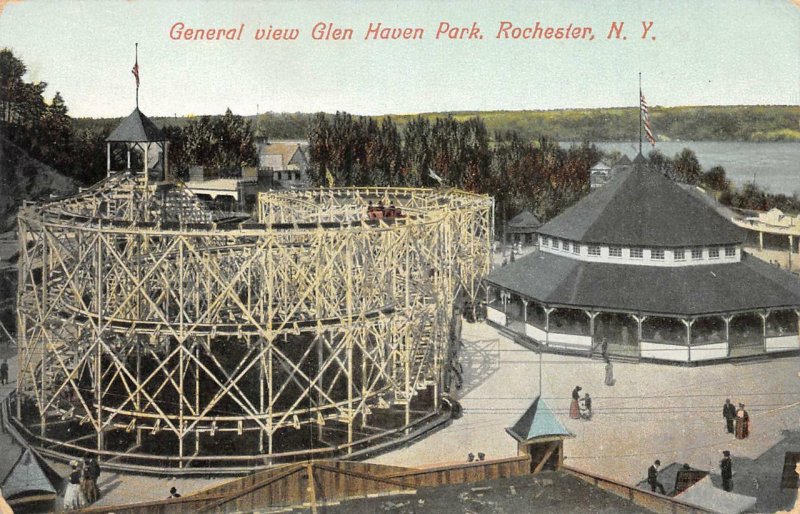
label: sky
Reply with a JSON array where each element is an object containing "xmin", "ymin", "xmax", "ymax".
[{"xmin": 0, "ymin": 0, "xmax": 798, "ymax": 118}]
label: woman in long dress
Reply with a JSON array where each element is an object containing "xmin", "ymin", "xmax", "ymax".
[
  {"xmin": 735, "ymin": 404, "xmax": 750, "ymax": 439},
  {"xmin": 604, "ymin": 360, "xmax": 616, "ymax": 386},
  {"xmin": 63, "ymin": 461, "xmax": 84, "ymax": 510},
  {"xmin": 570, "ymin": 386, "xmax": 582, "ymax": 419}
]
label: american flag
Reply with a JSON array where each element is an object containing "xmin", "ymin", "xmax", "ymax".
[
  {"xmin": 131, "ymin": 59, "xmax": 139, "ymax": 88},
  {"xmin": 640, "ymin": 92, "xmax": 655, "ymax": 146}
]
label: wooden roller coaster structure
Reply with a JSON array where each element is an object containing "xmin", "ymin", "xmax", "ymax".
[{"xmin": 13, "ymin": 173, "xmax": 493, "ymax": 474}]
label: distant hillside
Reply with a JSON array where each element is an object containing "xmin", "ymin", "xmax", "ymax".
[
  {"xmin": 0, "ymin": 136, "xmax": 77, "ymax": 232},
  {"xmin": 74, "ymin": 105, "xmax": 799, "ymax": 143},
  {"xmin": 389, "ymin": 105, "xmax": 800, "ymax": 142}
]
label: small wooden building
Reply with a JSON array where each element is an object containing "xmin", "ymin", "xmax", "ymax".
[
  {"xmin": 506, "ymin": 210, "xmax": 541, "ymax": 245},
  {"xmin": 505, "ymin": 396, "xmax": 573, "ymax": 474}
]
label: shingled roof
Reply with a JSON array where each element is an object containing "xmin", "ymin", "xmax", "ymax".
[
  {"xmin": 536, "ymin": 156, "xmax": 745, "ymax": 247},
  {"xmin": 486, "ymin": 250, "xmax": 800, "ymax": 316},
  {"xmin": 106, "ymin": 108, "xmax": 165, "ymax": 142},
  {"xmin": 508, "ymin": 210, "xmax": 541, "ymax": 229}
]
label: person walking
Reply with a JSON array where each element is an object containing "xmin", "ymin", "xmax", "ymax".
[
  {"xmin": 0, "ymin": 359, "xmax": 8, "ymax": 385},
  {"xmin": 570, "ymin": 386, "xmax": 582, "ymax": 419},
  {"xmin": 604, "ymin": 359, "xmax": 615, "ymax": 386},
  {"xmin": 600, "ymin": 338, "xmax": 608, "ymax": 360},
  {"xmin": 722, "ymin": 399, "xmax": 736, "ymax": 434},
  {"xmin": 720, "ymin": 450, "xmax": 733, "ymax": 491},
  {"xmin": 735, "ymin": 403, "xmax": 750, "ymax": 439},
  {"xmin": 63, "ymin": 461, "xmax": 84, "ymax": 510},
  {"xmin": 647, "ymin": 460, "xmax": 666, "ymax": 495}
]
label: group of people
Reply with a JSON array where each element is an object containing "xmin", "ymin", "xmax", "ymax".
[
  {"xmin": 722, "ymin": 399, "xmax": 750, "ymax": 439},
  {"xmin": 63, "ymin": 454, "xmax": 101, "ymax": 510},
  {"xmin": 570, "ymin": 386, "xmax": 592, "ymax": 420},
  {"xmin": 647, "ymin": 450, "xmax": 735, "ymax": 495},
  {"xmin": 366, "ymin": 201, "xmax": 404, "ymax": 219}
]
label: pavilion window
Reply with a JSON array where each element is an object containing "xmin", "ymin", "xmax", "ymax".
[
  {"xmin": 630, "ymin": 248, "xmax": 643, "ymax": 259},
  {"xmin": 541, "ymin": 237, "xmax": 549, "ymax": 247},
  {"xmin": 725, "ymin": 246, "xmax": 736, "ymax": 257},
  {"xmin": 691, "ymin": 248, "xmax": 703, "ymax": 260},
  {"xmin": 674, "ymin": 249, "xmax": 685, "ymax": 261},
  {"xmin": 588, "ymin": 245, "xmax": 601, "ymax": 256},
  {"xmin": 609, "ymin": 246, "xmax": 622, "ymax": 257},
  {"xmin": 651, "ymin": 249, "xmax": 664, "ymax": 260},
  {"xmin": 709, "ymin": 248, "xmax": 720, "ymax": 259},
  {"xmin": 572, "ymin": 242, "xmax": 580, "ymax": 254},
  {"xmin": 563, "ymin": 241, "xmax": 571, "ymax": 252},
  {"xmin": 552, "ymin": 239, "xmax": 560, "ymax": 250}
]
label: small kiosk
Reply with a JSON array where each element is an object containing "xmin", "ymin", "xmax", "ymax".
[{"xmin": 505, "ymin": 396, "xmax": 573, "ymax": 474}]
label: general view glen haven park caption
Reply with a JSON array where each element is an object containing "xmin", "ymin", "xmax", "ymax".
[
  {"xmin": 166, "ymin": 20, "xmax": 655, "ymax": 41},
  {"xmin": 0, "ymin": 43, "xmax": 799, "ymax": 514}
]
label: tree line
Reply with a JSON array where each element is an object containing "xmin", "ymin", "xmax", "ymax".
[{"xmin": 307, "ymin": 112, "xmax": 603, "ymax": 223}]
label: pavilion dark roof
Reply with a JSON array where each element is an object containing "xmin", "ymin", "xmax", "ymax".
[
  {"xmin": 106, "ymin": 108, "xmax": 165, "ymax": 142},
  {"xmin": 486, "ymin": 251, "xmax": 800, "ymax": 317},
  {"xmin": 536, "ymin": 158, "xmax": 745, "ymax": 247},
  {"xmin": 507, "ymin": 210, "xmax": 541, "ymax": 230}
]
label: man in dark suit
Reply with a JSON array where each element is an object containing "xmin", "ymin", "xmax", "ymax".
[
  {"xmin": 720, "ymin": 450, "xmax": 733, "ymax": 491},
  {"xmin": 723, "ymin": 399, "xmax": 736, "ymax": 434},
  {"xmin": 648, "ymin": 460, "xmax": 666, "ymax": 494}
]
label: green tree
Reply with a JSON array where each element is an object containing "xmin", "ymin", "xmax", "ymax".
[{"xmin": 672, "ymin": 148, "xmax": 701, "ymax": 184}]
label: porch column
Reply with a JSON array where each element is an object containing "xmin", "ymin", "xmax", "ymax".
[
  {"xmin": 106, "ymin": 142, "xmax": 111, "ymax": 175},
  {"xmin": 522, "ymin": 299, "xmax": 528, "ymax": 324},
  {"xmin": 544, "ymin": 307, "xmax": 554, "ymax": 347},
  {"xmin": 789, "ymin": 235, "xmax": 793, "ymax": 269},
  {"xmin": 632, "ymin": 314, "xmax": 647, "ymax": 358},
  {"xmin": 759, "ymin": 311, "xmax": 770, "ymax": 353},
  {"xmin": 722, "ymin": 315, "xmax": 733, "ymax": 357},
  {"xmin": 758, "ymin": 231, "xmax": 764, "ymax": 250},
  {"xmin": 586, "ymin": 310, "xmax": 599, "ymax": 355},
  {"xmin": 682, "ymin": 318, "xmax": 695, "ymax": 362}
]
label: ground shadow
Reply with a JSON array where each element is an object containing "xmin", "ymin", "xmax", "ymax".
[
  {"xmin": 456, "ymin": 338, "xmax": 500, "ymax": 398},
  {"xmin": 704, "ymin": 429, "xmax": 799, "ymax": 512}
]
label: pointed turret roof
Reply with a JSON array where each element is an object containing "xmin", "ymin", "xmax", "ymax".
[
  {"xmin": 506, "ymin": 396, "xmax": 572, "ymax": 442},
  {"xmin": 106, "ymin": 108, "xmax": 165, "ymax": 142},
  {"xmin": 536, "ymin": 160, "xmax": 744, "ymax": 247},
  {"xmin": 1, "ymin": 449, "xmax": 57, "ymax": 500},
  {"xmin": 615, "ymin": 154, "xmax": 632, "ymax": 166},
  {"xmin": 508, "ymin": 210, "xmax": 541, "ymax": 229}
]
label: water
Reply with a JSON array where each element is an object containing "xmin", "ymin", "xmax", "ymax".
[{"xmin": 563, "ymin": 141, "xmax": 800, "ymax": 195}]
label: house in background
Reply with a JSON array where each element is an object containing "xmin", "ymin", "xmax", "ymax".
[
  {"xmin": 589, "ymin": 160, "xmax": 612, "ymax": 189},
  {"xmin": 258, "ymin": 142, "xmax": 309, "ymax": 189}
]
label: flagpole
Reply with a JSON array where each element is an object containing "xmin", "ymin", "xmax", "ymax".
[
  {"xmin": 638, "ymin": 72, "xmax": 642, "ymax": 155},
  {"xmin": 134, "ymin": 43, "xmax": 139, "ymax": 109}
]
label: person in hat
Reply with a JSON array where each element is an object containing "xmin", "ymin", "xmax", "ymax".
[
  {"xmin": 82, "ymin": 453, "xmax": 100, "ymax": 503},
  {"xmin": 169, "ymin": 486, "xmax": 181, "ymax": 498},
  {"xmin": 647, "ymin": 460, "xmax": 666, "ymax": 495},
  {"xmin": 735, "ymin": 403, "xmax": 750, "ymax": 439},
  {"xmin": 570, "ymin": 386, "xmax": 582, "ymax": 419},
  {"xmin": 720, "ymin": 450, "xmax": 733, "ymax": 491},
  {"xmin": 722, "ymin": 399, "xmax": 736, "ymax": 434},
  {"xmin": 63, "ymin": 460, "xmax": 84, "ymax": 510}
]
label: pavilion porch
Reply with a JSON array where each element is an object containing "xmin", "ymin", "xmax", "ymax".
[{"xmin": 485, "ymin": 285, "xmax": 800, "ymax": 363}]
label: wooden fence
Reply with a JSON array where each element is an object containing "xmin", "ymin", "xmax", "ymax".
[{"xmin": 75, "ymin": 456, "xmax": 531, "ymax": 514}]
